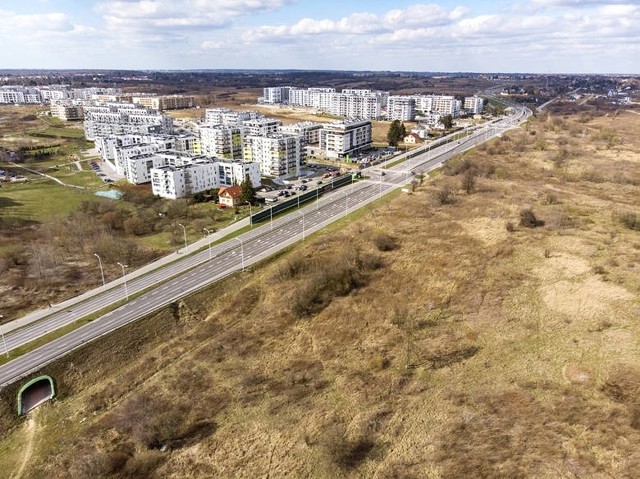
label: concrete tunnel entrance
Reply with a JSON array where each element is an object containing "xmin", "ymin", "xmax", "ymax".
[{"xmin": 17, "ymin": 376, "xmax": 56, "ymax": 416}]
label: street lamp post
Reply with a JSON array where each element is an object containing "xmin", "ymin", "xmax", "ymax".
[
  {"xmin": 269, "ymin": 206, "xmax": 273, "ymax": 231},
  {"xmin": 116, "ymin": 262, "xmax": 129, "ymax": 301},
  {"xmin": 94, "ymin": 253, "xmax": 105, "ymax": 288},
  {"xmin": 0, "ymin": 315, "xmax": 8, "ymax": 358},
  {"xmin": 233, "ymin": 237, "xmax": 245, "ymax": 271},
  {"xmin": 298, "ymin": 211, "xmax": 306, "ymax": 241},
  {"xmin": 178, "ymin": 223, "xmax": 187, "ymax": 253},
  {"xmin": 344, "ymin": 192, "xmax": 349, "ymax": 218},
  {"xmin": 246, "ymin": 202, "xmax": 253, "ymax": 229},
  {"xmin": 203, "ymin": 228, "xmax": 213, "ymax": 260}
]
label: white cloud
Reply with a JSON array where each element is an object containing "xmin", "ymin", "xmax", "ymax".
[
  {"xmin": 96, "ymin": 0, "xmax": 292, "ymax": 32},
  {"xmin": 245, "ymin": 3, "xmax": 470, "ymax": 41},
  {"xmin": 0, "ymin": 10, "xmax": 75, "ymax": 33}
]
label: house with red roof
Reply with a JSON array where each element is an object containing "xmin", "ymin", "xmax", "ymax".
[{"xmin": 218, "ymin": 185, "xmax": 243, "ymax": 208}]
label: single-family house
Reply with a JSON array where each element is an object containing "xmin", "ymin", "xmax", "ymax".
[
  {"xmin": 403, "ymin": 133, "xmax": 422, "ymax": 144},
  {"xmin": 218, "ymin": 185, "xmax": 243, "ymax": 207}
]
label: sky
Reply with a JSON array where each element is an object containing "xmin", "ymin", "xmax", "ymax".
[{"xmin": 0, "ymin": 0, "xmax": 638, "ymax": 73}]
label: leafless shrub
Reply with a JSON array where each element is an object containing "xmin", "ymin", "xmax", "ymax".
[
  {"xmin": 321, "ymin": 424, "xmax": 377, "ymax": 472},
  {"xmin": 273, "ymin": 253, "xmax": 312, "ymax": 281},
  {"xmin": 506, "ymin": 221, "xmax": 516, "ymax": 233},
  {"xmin": 120, "ymin": 450, "xmax": 165, "ymax": 479},
  {"xmin": 461, "ymin": 168, "xmax": 478, "ymax": 194},
  {"xmin": 372, "ymin": 233, "xmax": 398, "ymax": 252},
  {"xmin": 291, "ymin": 247, "xmax": 380, "ymax": 318},
  {"xmin": 443, "ymin": 157, "xmax": 474, "ymax": 176},
  {"xmin": 519, "ymin": 209, "xmax": 544, "ymax": 228},
  {"xmin": 602, "ymin": 364, "xmax": 640, "ymax": 404},
  {"xmin": 433, "ymin": 185, "xmax": 454, "ymax": 206},
  {"xmin": 617, "ymin": 211, "xmax": 640, "ymax": 231},
  {"xmin": 542, "ymin": 192, "xmax": 559, "ymax": 205}
]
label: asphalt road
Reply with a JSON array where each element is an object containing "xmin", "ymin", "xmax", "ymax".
[{"xmin": 0, "ymin": 106, "xmax": 530, "ymax": 388}]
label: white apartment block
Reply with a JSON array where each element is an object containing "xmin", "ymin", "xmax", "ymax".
[
  {"xmin": 387, "ymin": 96, "xmax": 416, "ymax": 121},
  {"xmin": 203, "ymin": 108, "xmax": 261, "ymax": 126},
  {"xmin": 243, "ymin": 133, "xmax": 305, "ymax": 178},
  {"xmin": 198, "ymin": 125, "xmax": 243, "ymax": 160},
  {"xmin": 216, "ymin": 160, "xmax": 261, "ymax": 188},
  {"xmin": 319, "ymin": 120, "xmax": 372, "ymax": 159},
  {"xmin": 280, "ymin": 121, "xmax": 323, "ymax": 144},
  {"xmin": 262, "ymin": 86, "xmax": 293, "ymax": 104},
  {"xmin": 50, "ymin": 100, "xmax": 84, "ymax": 121},
  {"xmin": 463, "ymin": 96, "xmax": 484, "ymax": 114},
  {"xmin": 266, "ymin": 87, "xmax": 385, "ymax": 120},
  {"xmin": 0, "ymin": 87, "xmax": 41, "ymax": 104},
  {"xmin": 413, "ymin": 95, "xmax": 462, "ymax": 117},
  {"xmin": 0, "ymin": 85, "xmax": 122, "ymax": 105},
  {"xmin": 150, "ymin": 158, "xmax": 260, "ymax": 199},
  {"xmin": 174, "ymin": 134, "xmax": 200, "ymax": 155},
  {"xmin": 115, "ymin": 143, "xmax": 167, "ymax": 182},
  {"xmin": 242, "ymin": 118, "xmax": 282, "ymax": 137},
  {"xmin": 83, "ymin": 103, "xmax": 173, "ymax": 140},
  {"xmin": 95, "ymin": 134, "xmax": 174, "ymax": 164}
]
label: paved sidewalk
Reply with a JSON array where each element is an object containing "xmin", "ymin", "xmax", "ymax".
[{"xmin": 3, "ymin": 217, "xmax": 250, "ymax": 334}]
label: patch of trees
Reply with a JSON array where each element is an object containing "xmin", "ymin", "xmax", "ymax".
[{"xmin": 387, "ymin": 120, "xmax": 407, "ymax": 147}]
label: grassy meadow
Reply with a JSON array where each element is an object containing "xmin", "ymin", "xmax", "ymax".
[{"xmin": 0, "ymin": 107, "xmax": 639, "ymax": 478}]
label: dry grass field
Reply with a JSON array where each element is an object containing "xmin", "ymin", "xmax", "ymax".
[{"xmin": 2, "ymin": 108, "xmax": 640, "ymax": 478}]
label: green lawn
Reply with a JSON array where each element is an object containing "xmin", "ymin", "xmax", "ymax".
[
  {"xmin": 29, "ymin": 127, "xmax": 85, "ymax": 139},
  {"xmin": 0, "ymin": 179, "xmax": 98, "ymax": 223}
]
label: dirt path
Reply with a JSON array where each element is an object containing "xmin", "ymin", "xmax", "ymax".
[
  {"xmin": 10, "ymin": 413, "xmax": 37, "ymax": 479},
  {"xmin": 9, "ymin": 161, "xmax": 85, "ymax": 189}
]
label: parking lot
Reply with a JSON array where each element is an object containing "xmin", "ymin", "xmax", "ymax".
[{"xmin": 256, "ymin": 163, "xmax": 346, "ymax": 203}]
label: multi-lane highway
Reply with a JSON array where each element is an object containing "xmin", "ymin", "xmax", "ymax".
[{"xmin": 0, "ymin": 104, "xmax": 530, "ymax": 388}]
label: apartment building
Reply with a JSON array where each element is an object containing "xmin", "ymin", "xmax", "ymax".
[
  {"xmin": 463, "ymin": 96, "xmax": 485, "ymax": 114},
  {"xmin": 132, "ymin": 94, "xmax": 195, "ymax": 110},
  {"xmin": 83, "ymin": 103, "xmax": 174, "ymax": 140},
  {"xmin": 431, "ymin": 95, "xmax": 461, "ymax": 117},
  {"xmin": 0, "ymin": 86, "xmax": 122, "ymax": 105},
  {"xmin": 243, "ymin": 133, "xmax": 305, "ymax": 178},
  {"xmin": 216, "ymin": 160, "xmax": 261, "ymax": 188},
  {"xmin": 319, "ymin": 120, "xmax": 372, "ymax": 159},
  {"xmin": 413, "ymin": 95, "xmax": 462, "ymax": 117},
  {"xmin": 265, "ymin": 87, "xmax": 385, "ymax": 120},
  {"xmin": 203, "ymin": 108, "xmax": 261, "ymax": 126},
  {"xmin": 262, "ymin": 86, "xmax": 293, "ymax": 104},
  {"xmin": 198, "ymin": 125, "xmax": 243, "ymax": 160},
  {"xmin": 242, "ymin": 118, "xmax": 282, "ymax": 137},
  {"xmin": 50, "ymin": 99, "xmax": 84, "ymax": 121},
  {"xmin": 114, "ymin": 143, "xmax": 167, "ymax": 182},
  {"xmin": 174, "ymin": 134, "xmax": 200, "ymax": 155},
  {"xmin": 95, "ymin": 133, "xmax": 174, "ymax": 164},
  {"xmin": 0, "ymin": 87, "xmax": 41, "ymax": 104},
  {"xmin": 91, "ymin": 93, "xmax": 134, "ymax": 103},
  {"xmin": 387, "ymin": 96, "xmax": 416, "ymax": 121},
  {"xmin": 150, "ymin": 157, "xmax": 260, "ymax": 199},
  {"xmin": 280, "ymin": 121, "xmax": 323, "ymax": 144}
]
